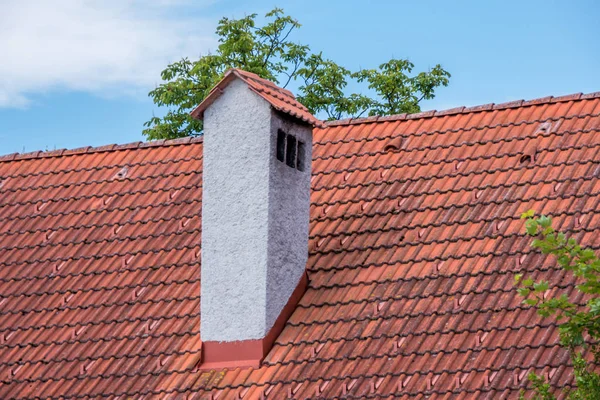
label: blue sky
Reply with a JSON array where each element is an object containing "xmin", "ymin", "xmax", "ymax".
[{"xmin": 0, "ymin": 0, "xmax": 598, "ymax": 155}]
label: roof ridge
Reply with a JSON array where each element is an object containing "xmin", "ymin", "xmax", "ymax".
[
  {"xmin": 190, "ymin": 68, "xmax": 321, "ymax": 127},
  {"xmin": 0, "ymin": 136, "xmax": 203, "ymax": 164},
  {"xmin": 230, "ymin": 68, "xmax": 297, "ymax": 99},
  {"xmin": 323, "ymin": 90, "xmax": 600, "ymax": 127},
  {"xmin": 250, "ymin": 84, "xmax": 309, "ymax": 112},
  {"xmin": 3, "ymin": 90, "xmax": 598, "ymax": 162}
]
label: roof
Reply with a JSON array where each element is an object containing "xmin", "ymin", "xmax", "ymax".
[
  {"xmin": 1, "ymin": 91, "xmax": 600, "ymax": 399},
  {"xmin": 190, "ymin": 68, "xmax": 322, "ymax": 127}
]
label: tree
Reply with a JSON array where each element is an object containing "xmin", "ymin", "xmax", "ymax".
[
  {"xmin": 143, "ymin": 8, "xmax": 451, "ymax": 140},
  {"xmin": 517, "ymin": 211, "xmax": 600, "ymax": 399}
]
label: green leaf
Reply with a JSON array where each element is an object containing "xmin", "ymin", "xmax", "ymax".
[
  {"xmin": 537, "ymin": 215, "xmax": 552, "ymax": 229},
  {"xmin": 533, "ymin": 281, "xmax": 549, "ymax": 293},
  {"xmin": 518, "ymin": 287, "xmax": 530, "ymax": 297},
  {"xmin": 521, "ymin": 209, "xmax": 535, "ymax": 219},
  {"xmin": 525, "ymin": 219, "xmax": 539, "ymax": 236}
]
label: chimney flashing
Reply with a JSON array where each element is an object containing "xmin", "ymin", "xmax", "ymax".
[{"xmin": 199, "ymin": 272, "xmax": 308, "ymax": 370}]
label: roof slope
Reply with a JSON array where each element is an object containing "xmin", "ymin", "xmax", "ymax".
[{"xmin": 1, "ymin": 93, "xmax": 599, "ymax": 399}]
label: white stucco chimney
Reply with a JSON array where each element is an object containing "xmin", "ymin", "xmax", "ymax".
[{"xmin": 190, "ymin": 69, "xmax": 320, "ymax": 369}]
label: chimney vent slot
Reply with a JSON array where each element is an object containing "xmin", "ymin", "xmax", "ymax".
[
  {"xmin": 297, "ymin": 141, "xmax": 306, "ymax": 172},
  {"xmin": 276, "ymin": 129, "xmax": 286, "ymax": 162},
  {"xmin": 286, "ymin": 134, "xmax": 297, "ymax": 168}
]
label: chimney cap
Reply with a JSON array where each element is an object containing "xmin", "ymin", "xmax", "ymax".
[{"xmin": 190, "ymin": 68, "xmax": 322, "ymax": 127}]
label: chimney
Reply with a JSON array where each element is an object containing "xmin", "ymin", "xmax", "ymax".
[{"xmin": 191, "ymin": 69, "xmax": 320, "ymax": 369}]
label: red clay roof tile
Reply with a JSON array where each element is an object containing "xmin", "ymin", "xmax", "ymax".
[
  {"xmin": 1, "ymin": 89, "xmax": 600, "ymax": 399},
  {"xmin": 190, "ymin": 68, "xmax": 323, "ymax": 127}
]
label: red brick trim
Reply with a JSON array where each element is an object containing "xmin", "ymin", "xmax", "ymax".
[{"xmin": 199, "ymin": 272, "xmax": 308, "ymax": 370}]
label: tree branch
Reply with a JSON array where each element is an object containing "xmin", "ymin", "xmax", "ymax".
[
  {"xmin": 354, "ymin": 107, "xmax": 369, "ymax": 119},
  {"xmin": 282, "ymin": 59, "xmax": 301, "ymax": 88}
]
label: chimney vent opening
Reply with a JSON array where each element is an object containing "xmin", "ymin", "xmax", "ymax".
[
  {"xmin": 277, "ymin": 129, "xmax": 305, "ymax": 172},
  {"xmin": 277, "ymin": 129, "xmax": 286, "ymax": 162},
  {"xmin": 297, "ymin": 141, "xmax": 306, "ymax": 172},
  {"xmin": 286, "ymin": 134, "xmax": 297, "ymax": 168}
]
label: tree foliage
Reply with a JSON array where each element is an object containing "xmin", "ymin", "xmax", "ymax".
[
  {"xmin": 143, "ymin": 8, "xmax": 450, "ymax": 140},
  {"xmin": 517, "ymin": 211, "xmax": 600, "ymax": 399}
]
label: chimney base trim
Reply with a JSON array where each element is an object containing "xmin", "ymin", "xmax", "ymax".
[{"xmin": 199, "ymin": 272, "xmax": 308, "ymax": 370}]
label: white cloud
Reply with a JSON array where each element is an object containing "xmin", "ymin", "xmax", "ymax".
[{"xmin": 0, "ymin": 0, "xmax": 217, "ymax": 107}]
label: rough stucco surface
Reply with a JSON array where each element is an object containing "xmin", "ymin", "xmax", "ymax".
[
  {"xmin": 266, "ymin": 113, "xmax": 312, "ymax": 331},
  {"xmin": 201, "ymin": 78, "xmax": 272, "ymax": 341},
  {"xmin": 201, "ymin": 78, "xmax": 311, "ymax": 342}
]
